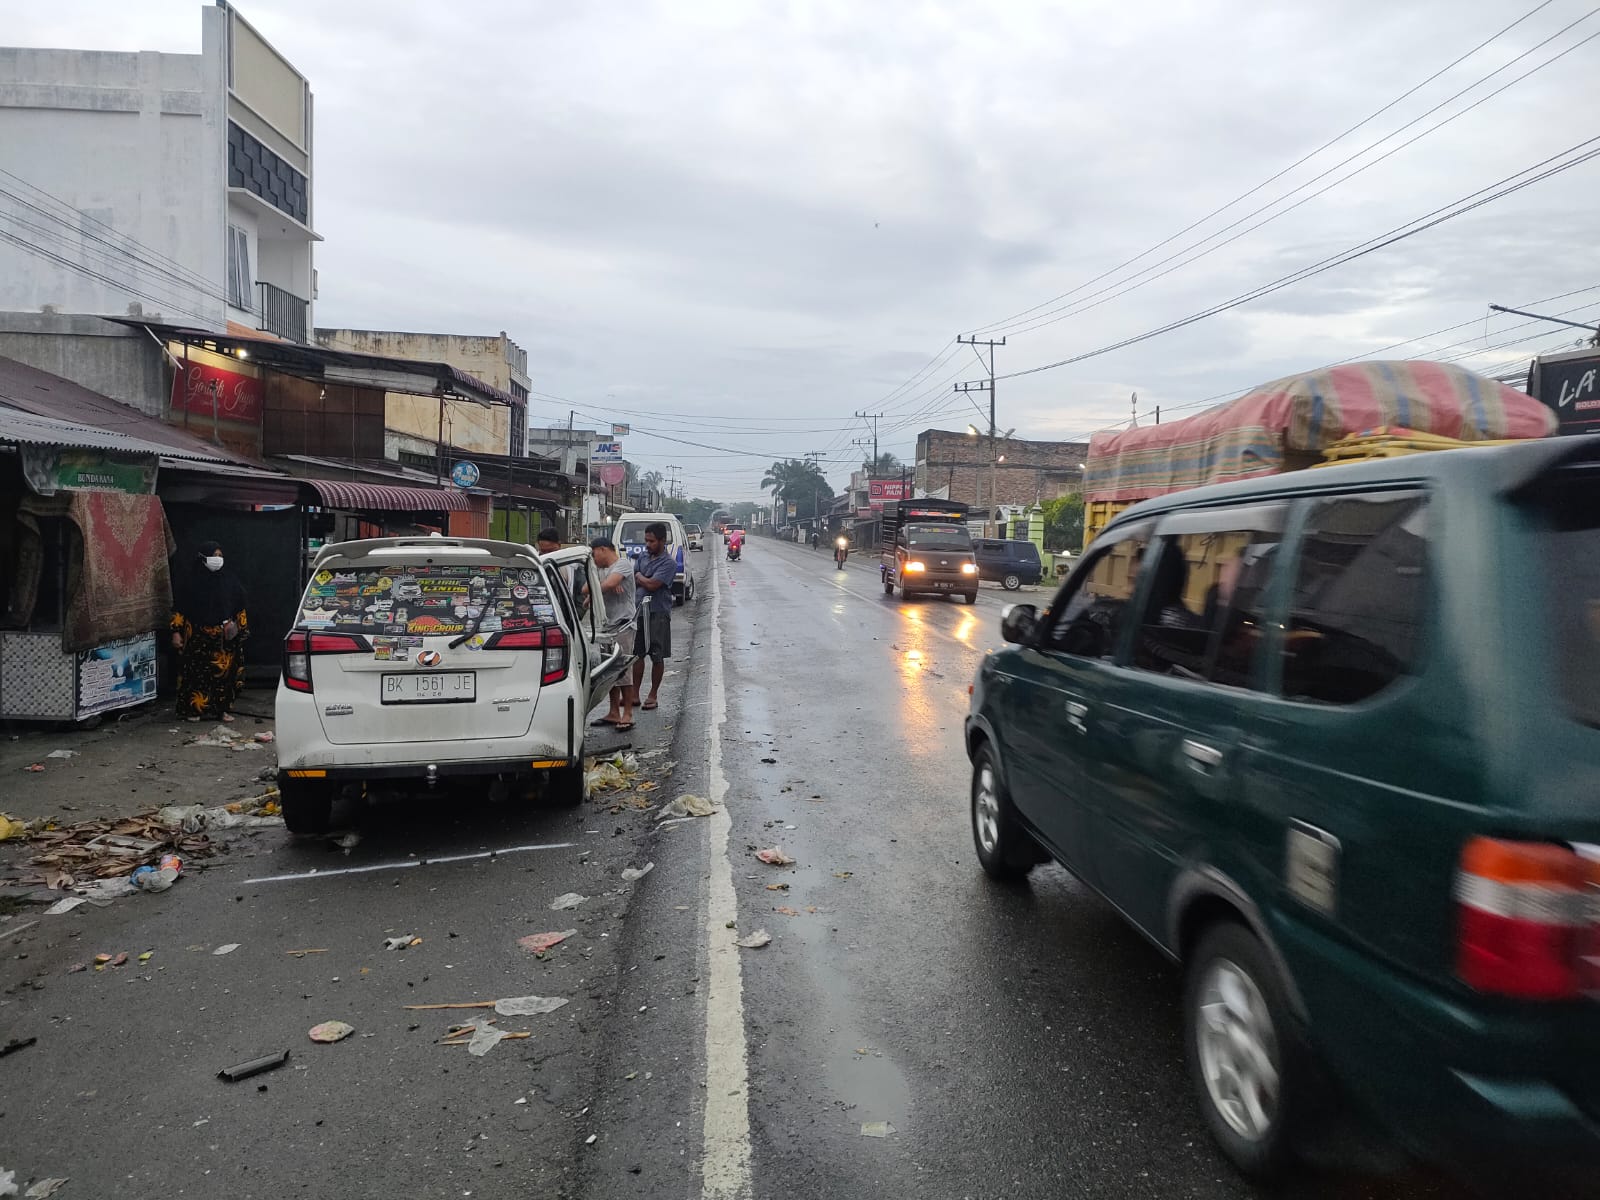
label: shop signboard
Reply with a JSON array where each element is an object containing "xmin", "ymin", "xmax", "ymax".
[
  {"xmin": 21, "ymin": 447, "xmax": 157, "ymax": 496},
  {"xmin": 868, "ymin": 479, "xmax": 909, "ymax": 511},
  {"xmin": 76, "ymin": 632, "xmax": 158, "ymax": 717},
  {"xmin": 450, "ymin": 461, "xmax": 481, "ymax": 488},
  {"xmin": 591, "ymin": 440, "xmax": 624, "ymax": 463},
  {"xmin": 171, "ymin": 359, "xmax": 264, "ymax": 425},
  {"xmin": 611, "ymin": 423, "xmax": 631, "ymax": 437},
  {"xmin": 1531, "ymin": 350, "xmax": 1600, "ymax": 436}
]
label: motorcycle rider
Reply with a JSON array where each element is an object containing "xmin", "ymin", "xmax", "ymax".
[
  {"xmin": 811, "ymin": 530, "xmax": 820, "ymax": 550},
  {"xmin": 834, "ymin": 533, "xmax": 849, "ymax": 570},
  {"xmin": 728, "ymin": 526, "xmax": 744, "ymax": 561}
]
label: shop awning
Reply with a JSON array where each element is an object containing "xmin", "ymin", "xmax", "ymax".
[{"xmin": 301, "ymin": 479, "xmax": 471, "ymax": 512}]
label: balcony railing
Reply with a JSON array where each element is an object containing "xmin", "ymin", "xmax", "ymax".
[{"xmin": 256, "ymin": 280, "xmax": 309, "ymax": 343}]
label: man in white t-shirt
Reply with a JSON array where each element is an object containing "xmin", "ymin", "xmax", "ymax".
[{"xmin": 588, "ymin": 537, "xmax": 638, "ymax": 730}]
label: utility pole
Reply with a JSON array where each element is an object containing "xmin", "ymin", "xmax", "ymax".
[
  {"xmin": 665, "ymin": 464, "xmax": 682, "ymax": 505},
  {"xmin": 956, "ymin": 334, "xmax": 1004, "ymax": 534},
  {"xmin": 854, "ymin": 410, "xmax": 883, "ymax": 470}
]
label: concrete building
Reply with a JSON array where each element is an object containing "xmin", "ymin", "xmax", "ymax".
[
  {"xmin": 315, "ymin": 328, "xmax": 530, "ymax": 460},
  {"xmin": 0, "ymin": 2, "xmax": 318, "ymax": 345},
  {"xmin": 914, "ymin": 428, "xmax": 1089, "ymax": 511}
]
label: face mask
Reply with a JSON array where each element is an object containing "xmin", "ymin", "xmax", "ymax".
[{"xmin": 204, "ymin": 556, "xmax": 224, "ymax": 572}]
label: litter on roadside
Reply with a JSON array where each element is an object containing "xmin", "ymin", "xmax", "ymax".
[
  {"xmin": 0, "ymin": 1037, "xmax": 36, "ymax": 1058},
  {"xmin": 736, "ymin": 929, "xmax": 772, "ymax": 949},
  {"xmin": 44, "ymin": 749, "xmax": 78, "ymax": 760},
  {"xmin": 0, "ymin": 815, "xmax": 26, "ymax": 841},
  {"xmin": 218, "ymin": 1050, "xmax": 290, "ymax": 1081},
  {"xmin": 518, "ymin": 930, "xmax": 576, "ymax": 955},
  {"xmin": 775, "ymin": 906, "xmax": 800, "ymax": 917},
  {"xmin": 765, "ymin": 883, "xmax": 789, "ymax": 891},
  {"xmin": 212, "ymin": 943, "xmax": 240, "ymax": 956},
  {"xmin": 620, "ymin": 862, "xmax": 654, "ymax": 882},
  {"xmin": 466, "ymin": 1022, "xmax": 509, "ymax": 1057},
  {"xmin": 549, "ymin": 893, "xmax": 585, "ymax": 911},
  {"xmin": 656, "ymin": 794, "xmax": 717, "ymax": 820},
  {"xmin": 25, "ymin": 1178, "xmax": 69, "ymax": 1198},
  {"xmin": 860, "ymin": 1121, "xmax": 896, "ymax": 1138},
  {"xmin": 756, "ymin": 848, "xmax": 794, "ymax": 866},
  {"xmin": 44, "ymin": 897, "xmax": 85, "ymax": 916},
  {"xmin": 286, "ymin": 948, "xmax": 328, "ymax": 958},
  {"xmin": 383, "ymin": 935, "xmax": 422, "ymax": 951},
  {"xmin": 494, "ymin": 995, "xmax": 569, "ymax": 1017},
  {"xmin": 308, "ymin": 1021, "xmax": 355, "ymax": 1043},
  {"xmin": 23, "ymin": 763, "xmax": 45, "ymax": 773}
]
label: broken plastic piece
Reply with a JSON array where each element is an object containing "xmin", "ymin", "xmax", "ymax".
[
  {"xmin": 467, "ymin": 1022, "xmax": 509, "ymax": 1057},
  {"xmin": 494, "ymin": 995, "xmax": 569, "ymax": 1017},
  {"xmin": 736, "ymin": 929, "xmax": 772, "ymax": 949},
  {"xmin": 218, "ymin": 1050, "xmax": 290, "ymax": 1081},
  {"xmin": 44, "ymin": 897, "xmax": 85, "ymax": 916},
  {"xmin": 756, "ymin": 848, "xmax": 794, "ymax": 866},
  {"xmin": 308, "ymin": 1021, "xmax": 355, "ymax": 1043},
  {"xmin": 383, "ymin": 935, "xmax": 422, "ymax": 951},
  {"xmin": 549, "ymin": 893, "xmax": 585, "ymax": 911},
  {"xmin": 657, "ymin": 794, "xmax": 717, "ymax": 820},
  {"xmin": 620, "ymin": 863, "xmax": 654, "ymax": 882},
  {"xmin": 860, "ymin": 1121, "xmax": 896, "ymax": 1138},
  {"xmin": 25, "ymin": 1180, "xmax": 69, "ymax": 1199},
  {"xmin": 518, "ymin": 930, "xmax": 576, "ymax": 954}
]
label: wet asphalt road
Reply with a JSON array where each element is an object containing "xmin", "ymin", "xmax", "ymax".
[
  {"xmin": 712, "ymin": 537, "xmax": 1451, "ymax": 1200},
  {"xmin": 2, "ymin": 538, "xmax": 1467, "ymax": 1198}
]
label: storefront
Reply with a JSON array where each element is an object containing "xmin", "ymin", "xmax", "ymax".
[{"xmin": 0, "ymin": 410, "xmax": 227, "ymax": 722}]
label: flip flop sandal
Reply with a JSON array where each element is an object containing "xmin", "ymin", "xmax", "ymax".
[
  {"xmin": 614, "ymin": 722, "xmax": 635, "ymax": 732},
  {"xmin": 641, "ymin": 699, "xmax": 658, "ymax": 710},
  {"xmin": 591, "ymin": 717, "xmax": 621, "ymax": 727}
]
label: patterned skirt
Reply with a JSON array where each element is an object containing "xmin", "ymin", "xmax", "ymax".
[{"xmin": 173, "ymin": 618, "xmax": 248, "ymax": 719}]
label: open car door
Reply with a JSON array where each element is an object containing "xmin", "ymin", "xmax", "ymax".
[{"xmin": 544, "ymin": 546, "xmax": 629, "ymax": 713}]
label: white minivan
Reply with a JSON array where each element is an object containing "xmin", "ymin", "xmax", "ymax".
[
  {"xmin": 274, "ymin": 535, "xmax": 629, "ymax": 832},
  {"xmin": 613, "ymin": 513, "xmax": 694, "ymax": 605}
]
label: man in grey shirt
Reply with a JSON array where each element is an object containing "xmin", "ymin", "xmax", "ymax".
[
  {"xmin": 632, "ymin": 522, "xmax": 677, "ymax": 711},
  {"xmin": 588, "ymin": 536, "xmax": 638, "ymax": 730}
]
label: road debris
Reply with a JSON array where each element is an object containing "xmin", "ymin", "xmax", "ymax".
[
  {"xmin": 494, "ymin": 995, "xmax": 569, "ymax": 1017},
  {"xmin": 549, "ymin": 892, "xmax": 586, "ymax": 911},
  {"xmin": 775, "ymin": 906, "xmax": 800, "ymax": 917},
  {"xmin": 286, "ymin": 948, "xmax": 329, "ymax": 958},
  {"xmin": 736, "ymin": 929, "xmax": 772, "ymax": 949},
  {"xmin": 0, "ymin": 1167, "xmax": 13, "ymax": 1196},
  {"xmin": 620, "ymin": 863, "xmax": 654, "ymax": 882},
  {"xmin": 833, "ymin": 870, "xmax": 853, "ymax": 879},
  {"xmin": 25, "ymin": 1180, "xmax": 68, "ymax": 1198},
  {"xmin": 383, "ymin": 935, "xmax": 422, "ymax": 951},
  {"xmin": 308, "ymin": 1021, "xmax": 355, "ymax": 1043},
  {"xmin": 333, "ymin": 832, "xmax": 361, "ymax": 853},
  {"xmin": 109, "ymin": 952, "xmax": 127, "ymax": 968},
  {"xmin": 466, "ymin": 1022, "xmax": 510, "ymax": 1057},
  {"xmin": 218, "ymin": 1050, "xmax": 290, "ymax": 1081},
  {"xmin": 765, "ymin": 883, "xmax": 789, "ymax": 891},
  {"xmin": 44, "ymin": 897, "xmax": 85, "ymax": 916},
  {"xmin": 23, "ymin": 763, "xmax": 44, "ymax": 773},
  {"xmin": 44, "ymin": 749, "xmax": 78, "ymax": 760},
  {"xmin": 0, "ymin": 815, "xmax": 25, "ymax": 840},
  {"xmin": 518, "ymin": 930, "xmax": 576, "ymax": 955},
  {"xmin": 212, "ymin": 943, "xmax": 240, "ymax": 956},
  {"xmin": 657, "ymin": 794, "xmax": 717, "ymax": 819},
  {"xmin": 0, "ymin": 1037, "xmax": 36, "ymax": 1059},
  {"xmin": 860, "ymin": 1121, "xmax": 896, "ymax": 1138},
  {"xmin": 756, "ymin": 848, "xmax": 794, "ymax": 866}
]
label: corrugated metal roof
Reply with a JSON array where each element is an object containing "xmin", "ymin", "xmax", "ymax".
[
  {"xmin": 302, "ymin": 478, "xmax": 471, "ymax": 512},
  {"xmin": 0, "ymin": 406, "xmax": 231, "ymax": 462}
]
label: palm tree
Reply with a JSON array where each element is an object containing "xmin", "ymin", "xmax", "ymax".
[
  {"xmin": 862, "ymin": 451, "xmax": 902, "ymax": 477},
  {"xmin": 640, "ymin": 469, "xmax": 664, "ymax": 508}
]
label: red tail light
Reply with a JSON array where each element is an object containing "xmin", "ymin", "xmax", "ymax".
[
  {"xmin": 484, "ymin": 626, "xmax": 569, "ymax": 685},
  {"xmin": 1455, "ymin": 837, "xmax": 1595, "ymax": 1000},
  {"xmin": 282, "ymin": 631, "xmax": 368, "ymax": 694}
]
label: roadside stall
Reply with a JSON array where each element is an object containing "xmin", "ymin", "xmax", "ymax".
[{"xmin": 0, "ymin": 411, "xmax": 180, "ymax": 722}]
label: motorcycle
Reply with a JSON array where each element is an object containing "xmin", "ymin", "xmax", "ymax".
[
  {"xmin": 834, "ymin": 536, "xmax": 849, "ymax": 570},
  {"xmin": 728, "ymin": 541, "xmax": 742, "ymax": 562}
]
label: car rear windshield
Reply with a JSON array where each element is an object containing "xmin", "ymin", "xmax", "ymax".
[
  {"xmin": 1533, "ymin": 465, "xmax": 1600, "ymax": 728},
  {"xmin": 297, "ymin": 562, "xmax": 555, "ymax": 638},
  {"xmin": 618, "ymin": 521, "xmax": 675, "ymax": 545},
  {"xmin": 906, "ymin": 523, "xmax": 971, "ymax": 550}
]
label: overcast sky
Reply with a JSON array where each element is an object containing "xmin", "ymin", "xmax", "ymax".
[{"xmin": 9, "ymin": 0, "xmax": 1599, "ymax": 500}]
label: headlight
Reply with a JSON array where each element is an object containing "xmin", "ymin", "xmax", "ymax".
[
  {"xmin": 835, "ymin": 537, "xmax": 847, "ymax": 548},
  {"xmin": 904, "ymin": 561, "xmax": 926, "ymax": 572},
  {"xmin": 961, "ymin": 562, "xmax": 978, "ymax": 575}
]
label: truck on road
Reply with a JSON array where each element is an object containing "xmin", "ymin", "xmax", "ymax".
[{"xmin": 880, "ymin": 498, "xmax": 980, "ymax": 603}]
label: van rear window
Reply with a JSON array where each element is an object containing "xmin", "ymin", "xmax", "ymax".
[
  {"xmin": 298, "ymin": 563, "xmax": 554, "ymax": 638},
  {"xmin": 1534, "ymin": 467, "xmax": 1600, "ymax": 728}
]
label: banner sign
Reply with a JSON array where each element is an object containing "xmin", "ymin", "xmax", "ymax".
[
  {"xmin": 77, "ymin": 632, "xmax": 158, "ymax": 717},
  {"xmin": 868, "ymin": 479, "xmax": 909, "ymax": 511},
  {"xmin": 171, "ymin": 359, "xmax": 264, "ymax": 425},
  {"xmin": 21, "ymin": 447, "xmax": 157, "ymax": 496},
  {"xmin": 611, "ymin": 423, "xmax": 631, "ymax": 437},
  {"xmin": 591, "ymin": 440, "xmax": 624, "ymax": 463},
  {"xmin": 786, "ymin": 502, "xmax": 797, "ymax": 517},
  {"xmin": 1532, "ymin": 352, "xmax": 1600, "ymax": 436}
]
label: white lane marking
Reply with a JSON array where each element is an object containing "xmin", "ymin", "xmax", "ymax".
[
  {"xmin": 242, "ymin": 841, "xmax": 575, "ymax": 884},
  {"xmin": 701, "ymin": 550, "xmax": 753, "ymax": 1198}
]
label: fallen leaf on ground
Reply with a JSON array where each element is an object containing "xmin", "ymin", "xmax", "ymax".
[
  {"xmin": 308, "ymin": 1021, "xmax": 355, "ymax": 1043},
  {"xmin": 775, "ymin": 906, "xmax": 800, "ymax": 917},
  {"xmin": 213, "ymin": 943, "xmax": 240, "ymax": 956},
  {"xmin": 736, "ymin": 929, "xmax": 772, "ymax": 949},
  {"xmin": 518, "ymin": 930, "xmax": 576, "ymax": 954},
  {"xmin": 25, "ymin": 1179, "xmax": 70, "ymax": 1198},
  {"xmin": 765, "ymin": 883, "xmax": 789, "ymax": 892},
  {"xmin": 756, "ymin": 848, "xmax": 794, "ymax": 866}
]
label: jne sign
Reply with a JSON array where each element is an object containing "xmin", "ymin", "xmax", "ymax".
[{"xmin": 171, "ymin": 360, "xmax": 264, "ymax": 425}]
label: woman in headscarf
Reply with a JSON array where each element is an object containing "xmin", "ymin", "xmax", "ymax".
[{"xmin": 170, "ymin": 540, "xmax": 249, "ymax": 722}]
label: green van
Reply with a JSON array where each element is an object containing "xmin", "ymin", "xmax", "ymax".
[{"xmin": 964, "ymin": 436, "xmax": 1600, "ymax": 1189}]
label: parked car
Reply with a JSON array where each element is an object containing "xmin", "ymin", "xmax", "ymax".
[
  {"xmin": 275, "ymin": 535, "xmax": 629, "ymax": 832},
  {"xmin": 972, "ymin": 537, "xmax": 1043, "ymax": 589},
  {"xmin": 964, "ymin": 437, "xmax": 1600, "ymax": 1192},
  {"xmin": 685, "ymin": 523, "xmax": 705, "ymax": 551},
  {"xmin": 614, "ymin": 512, "xmax": 694, "ymax": 604}
]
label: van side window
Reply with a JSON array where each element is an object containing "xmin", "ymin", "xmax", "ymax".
[
  {"xmin": 1283, "ymin": 492, "xmax": 1428, "ymax": 705},
  {"xmin": 1043, "ymin": 524, "xmax": 1151, "ymax": 660},
  {"xmin": 1132, "ymin": 526, "xmax": 1282, "ymax": 687}
]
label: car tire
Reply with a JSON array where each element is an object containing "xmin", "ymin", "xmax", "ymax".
[
  {"xmin": 964, "ymin": 591, "xmax": 979, "ymax": 604},
  {"xmin": 1002, "ymin": 573, "xmax": 1022, "ymax": 591},
  {"xmin": 970, "ymin": 743, "xmax": 1034, "ymax": 882},
  {"xmin": 1183, "ymin": 923, "xmax": 1306, "ymax": 1181},
  {"xmin": 547, "ymin": 762, "xmax": 586, "ymax": 808},
  {"xmin": 883, "ymin": 579, "xmax": 894, "ymax": 595},
  {"xmin": 279, "ymin": 777, "xmax": 334, "ymax": 834}
]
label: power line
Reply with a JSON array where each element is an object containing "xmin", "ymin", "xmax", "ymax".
[
  {"xmin": 993, "ymin": 135, "xmax": 1600, "ymax": 383},
  {"xmin": 967, "ymin": 0, "xmax": 1568, "ymax": 337}
]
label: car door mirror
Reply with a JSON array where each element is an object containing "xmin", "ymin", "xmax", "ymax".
[{"xmin": 1000, "ymin": 603, "xmax": 1038, "ymax": 644}]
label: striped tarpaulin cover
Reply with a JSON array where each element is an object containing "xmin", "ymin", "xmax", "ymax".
[{"xmin": 1085, "ymin": 360, "xmax": 1556, "ymax": 502}]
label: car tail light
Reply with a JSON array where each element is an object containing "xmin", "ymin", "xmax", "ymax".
[
  {"xmin": 282, "ymin": 631, "xmax": 367, "ymax": 694},
  {"xmin": 1455, "ymin": 837, "xmax": 1595, "ymax": 1000},
  {"xmin": 484, "ymin": 626, "xmax": 569, "ymax": 685}
]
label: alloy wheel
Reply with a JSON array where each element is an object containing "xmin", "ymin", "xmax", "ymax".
[
  {"xmin": 974, "ymin": 763, "xmax": 1000, "ymax": 854},
  {"xmin": 1196, "ymin": 957, "xmax": 1281, "ymax": 1142}
]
